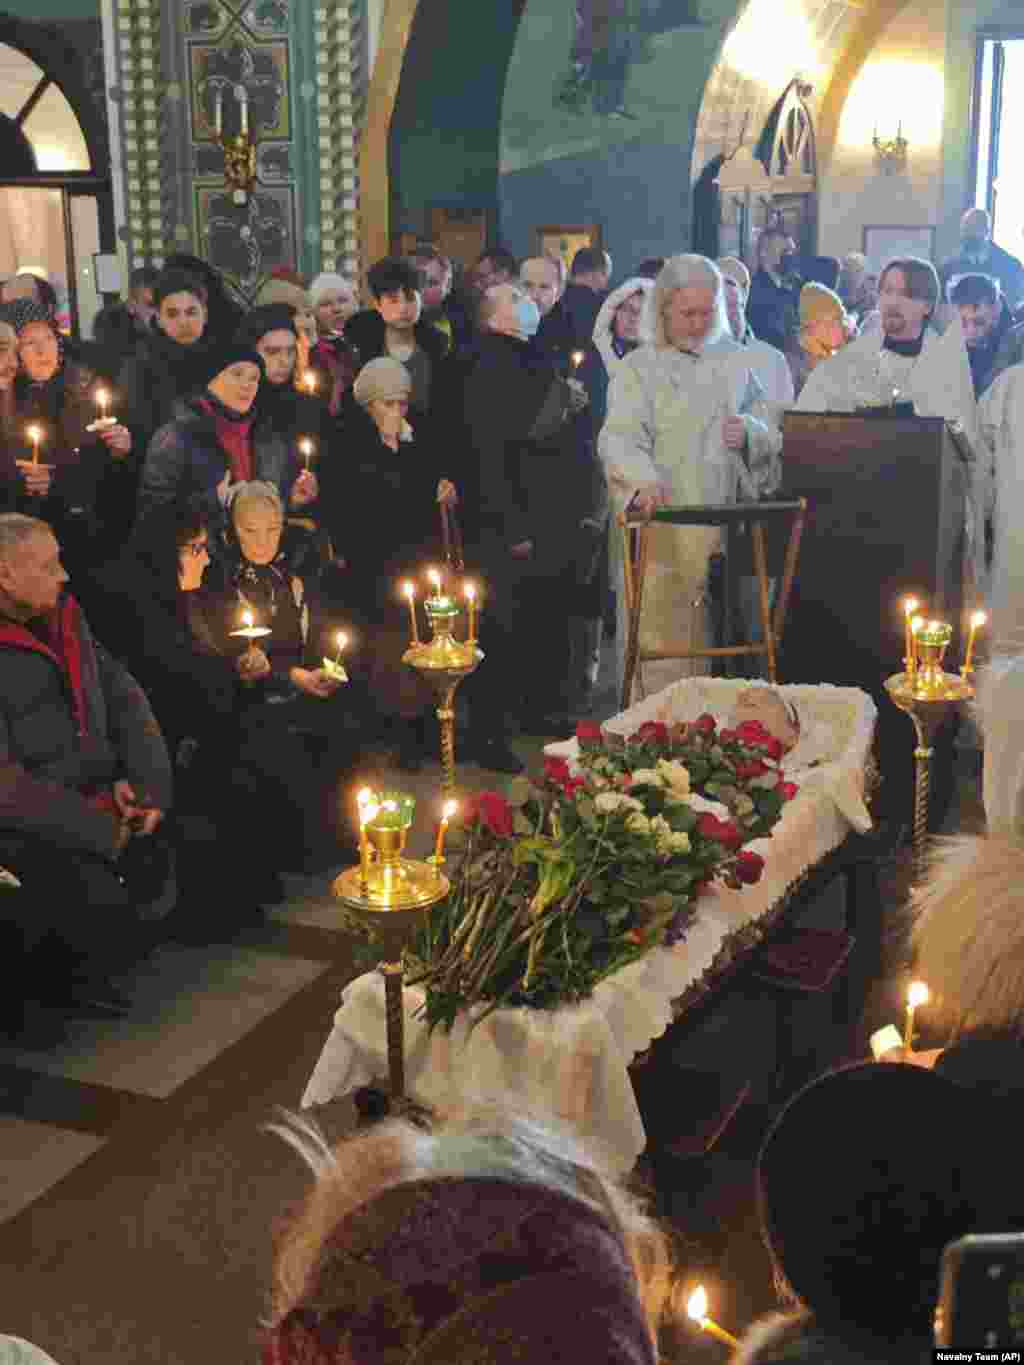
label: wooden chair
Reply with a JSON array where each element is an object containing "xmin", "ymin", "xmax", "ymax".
[{"xmin": 620, "ymin": 499, "xmax": 807, "ymax": 709}]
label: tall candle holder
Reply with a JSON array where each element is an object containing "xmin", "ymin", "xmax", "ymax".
[
  {"xmin": 403, "ymin": 593, "xmax": 483, "ymax": 795},
  {"xmin": 332, "ymin": 790, "xmax": 449, "ymax": 1125},
  {"xmin": 885, "ymin": 619, "xmax": 973, "ymax": 870}
]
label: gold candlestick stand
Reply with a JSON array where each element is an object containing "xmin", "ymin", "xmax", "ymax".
[
  {"xmin": 403, "ymin": 599, "xmax": 483, "ymax": 795},
  {"xmin": 885, "ymin": 634, "xmax": 974, "ymax": 871},
  {"xmin": 332, "ymin": 807, "xmax": 449, "ymax": 1122}
]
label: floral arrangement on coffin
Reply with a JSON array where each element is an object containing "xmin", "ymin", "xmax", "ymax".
[{"xmin": 403, "ymin": 714, "xmax": 799, "ymax": 1032}]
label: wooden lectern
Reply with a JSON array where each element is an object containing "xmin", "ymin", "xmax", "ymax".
[{"xmin": 779, "ymin": 412, "xmax": 969, "ymax": 827}]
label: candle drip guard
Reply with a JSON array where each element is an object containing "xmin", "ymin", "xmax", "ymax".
[{"xmin": 403, "ymin": 596, "xmax": 483, "ymax": 795}]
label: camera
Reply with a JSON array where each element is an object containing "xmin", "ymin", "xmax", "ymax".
[{"xmin": 936, "ymin": 1233, "xmax": 1024, "ymax": 1351}]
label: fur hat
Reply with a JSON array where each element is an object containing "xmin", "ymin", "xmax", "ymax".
[
  {"xmin": 0, "ymin": 298, "xmax": 55, "ymax": 336},
  {"xmin": 234, "ymin": 305, "xmax": 297, "ymax": 349},
  {"xmin": 758, "ymin": 1062, "xmax": 996, "ymax": 1338},
  {"xmin": 353, "ymin": 356, "xmax": 412, "ymax": 406}
]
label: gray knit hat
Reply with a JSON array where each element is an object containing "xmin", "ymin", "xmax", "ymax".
[{"xmin": 352, "ymin": 356, "xmax": 412, "ymax": 406}]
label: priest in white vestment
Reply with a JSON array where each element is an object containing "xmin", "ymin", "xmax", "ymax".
[
  {"xmin": 796, "ymin": 256, "xmax": 986, "ymax": 598},
  {"xmin": 599, "ymin": 254, "xmax": 782, "ymax": 699},
  {"xmin": 980, "ymin": 364, "xmax": 1024, "ymax": 661}
]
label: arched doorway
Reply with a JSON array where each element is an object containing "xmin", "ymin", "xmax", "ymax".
[{"xmin": 0, "ymin": 18, "xmax": 114, "ymax": 339}]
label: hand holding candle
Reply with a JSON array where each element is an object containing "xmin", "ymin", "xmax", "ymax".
[
  {"xmin": 686, "ymin": 1287, "xmax": 738, "ymax": 1350},
  {"xmin": 26, "ymin": 424, "xmax": 43, "ymax": 466},
  {"xmin": 963, "ymin": 610, "xmax": 986, "ymax": 675},
  {"xmin": 904, "ymin": 980, "xmax": 930, "ymax": 1050}
]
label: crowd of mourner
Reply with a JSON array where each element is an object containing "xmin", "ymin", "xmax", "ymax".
[{"xmin": 4, "ymin": 209, "xmax": 1024, "ymax": 1362}]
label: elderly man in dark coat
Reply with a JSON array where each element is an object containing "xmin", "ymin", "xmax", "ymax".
[
  {"xmin": 0, "ymin": 514, "xmax": 173, "ymax": 1028},
  {"xmin": 448, "ymin": 282, "xmax": 602, "ymax": 770}
]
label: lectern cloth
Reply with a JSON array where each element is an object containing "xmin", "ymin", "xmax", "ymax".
[{"xmin": 301, "ymin": 680, "xmax": 876, "ymax": 1174}]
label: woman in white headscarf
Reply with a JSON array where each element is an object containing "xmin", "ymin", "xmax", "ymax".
[{"xmin": 598, "ymin": 254, "xmax": 780, "ymax": 700}]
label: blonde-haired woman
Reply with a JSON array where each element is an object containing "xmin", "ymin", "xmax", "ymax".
[
  {"xmin": 264, "ymin": 1107, "xmax": 675, "ymax": 1364},
  {"xmin": 793, "ymin": 282, "xmax": 852, "ymax": 396},
  {"xmin": 0, "ymin": 318, "xmax": 49, "ymax": 506}
]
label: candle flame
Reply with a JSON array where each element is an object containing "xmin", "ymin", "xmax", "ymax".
[
  {"xmin": 929, "ymin": 619, "xmax": 941, "ymax": 632},
  {"xmin": 403, "ymin": 580, "xmax": 415, "ymax": 600},
  {"xmin": 299, "ymin": 438, "xmax": 313, "ymax": 456},
  {"xmin": 242, "ymin": 609, "xmax": 253, "ymax": 629},
  {"xmin": 464, "ymin": 582, "xmax": 476, "ymax": 602},
  {"xmin": 971, "ymin": 610, "xmax": 987, "ymax": 628},
  {"xmin": 907, "ymin": 981, "xmax": 930, "ymax": 1009},
  {"xmin": 427, "ymin": 567, "xmax": 442, "ymax": 591},
  {"xmin": 95, "ymin": 388, "xmax": 109, "ymax": 408},
  {"xmin": 910, "ymin": 616, "xmax": 924, "ymax": 635},
  {"xmin": 335, "ymin": 631, "xmax": 348, "ymax": 652},
  {"xmin": 361, "ymin": 802, "xmax": 379, "ymax": 826},
  {"xmin": 357, "ymin": 787, "xmax": 373, "ymax": 809},
  {"xmin": 304, "ymin": 372, "xmax": 316, "ymax": 392},
  {"xmin": 903, "ymin": 596, "xmax": 919, "ymax": 618},
  {"xmin": 571, "ymin": 349, "xmax": 585, "ymax": 368},
  {"xmin": 686, "ymin": 1287, "xmax": 708, "ymax": 1322},
  {"xmin": 442, "ymin": 799, "xmax": 458, "ymax": 820},
  {"xmin": 26, "ymin": 425, "xmax": 42, "ymax": 442}
]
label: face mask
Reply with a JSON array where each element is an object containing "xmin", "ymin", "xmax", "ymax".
[{"xmin": 516, "ymin": 296, "xmax": 541, "ymax": 339}]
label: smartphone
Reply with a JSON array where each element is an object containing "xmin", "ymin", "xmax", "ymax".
[{"xmin": 936, "ymin": 1233, "xmax": 1024, "ymax": 1351}]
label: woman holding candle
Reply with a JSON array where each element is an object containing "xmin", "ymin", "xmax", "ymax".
[
  {"xmin": 319, "ymin": 358, "xmax": 456, "ymax": 770},
  {"xmin": 4, "ymin": 299, "xmax": 136, "ymax": 573},
  {"xmin": 236, "ymin": 305, "xmax": 325, "ymax": 521},
  {"xmin": 195, "ymin": 481, "xmax": 361, "ymax": 869}
]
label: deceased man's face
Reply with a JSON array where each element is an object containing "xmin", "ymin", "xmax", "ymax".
[{"xmin": 730, "ymin": 687, "xmax": 800, "ymax": 751}]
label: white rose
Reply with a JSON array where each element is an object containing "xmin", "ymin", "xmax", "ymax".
[
  {"xmin": 656, "ymin": 758, "xmax": 691, "ymax": 798},
  {"xmin": 626, "ymin": 811, "xmax": 651, "ymax": 836},
  {"xmin": 629, "ymin": 768, "xmax": 664, "ymax": 789},
  {"xmin": 595, "ymin": 791, "xmax": 644, "ymax": 815},
  {"xmin": 685, "ymin": 793, "xmax": 731, "ymax": 821}
]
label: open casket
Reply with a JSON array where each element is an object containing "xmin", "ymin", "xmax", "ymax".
[{"xmin": 301, "ymin": 679, "xmax": 877, "ymax": 1174}]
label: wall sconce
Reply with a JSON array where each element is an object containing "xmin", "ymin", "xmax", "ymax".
[
  {"xmin": 213, "ymin": 84, "xmax": 257, "ymax": 204},
  {"xmin": 873, "ymin": 121, "xmax": 908, "ymax": 175}
]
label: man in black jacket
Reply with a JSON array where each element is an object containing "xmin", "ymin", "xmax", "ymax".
[
  {"xmin": 450, "ymin": 283, "xmax": 596, "ymax": 770},
  {"xmin": 747, "ymin": 226, "xmax": 801, "ymax": 354},
  {"xmin": 940, "ymin": 208, "xmax": 1024, "ymax": 314},
  {"xmin": 344, "ymin": 258, "xmax": 448, "ymax": 417},
  {"xmin": 0, "ymin": 514, "xmax": 173, "ymax": 1027}
]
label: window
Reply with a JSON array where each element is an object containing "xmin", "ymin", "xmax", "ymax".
[{"xmin": 0, "ymin": 42, "xmax": 90, "ymax": 172}]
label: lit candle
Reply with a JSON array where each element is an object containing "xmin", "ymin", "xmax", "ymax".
[
  {"xmin": 303, "ymin": 371, "xmax": 317, "ymax": 395},
  {"xmin": 95, "ymin": 388, "xmax": 110, "ymax": 421},
  {"xmin": 686, "ymin": 1287, "xmax": 739, "ymax": 1350},
  {"xmin": 26, "ymin": 424, "xmax": 42, "ymax": 466},
  {"xmin": 235, "ymin": 83, "xmax": 248, "ymax": 136},
  {"xmin": 242, "ymin": 608, "xmax": 253, "ymax": 631},
  {"xmin": 904, "ymin": 980, "xmax": 930, "ymax": 1050},
  {"xmin": 403, "ymin": 581, "xmax": 420, "ymax": 644},
  {"xmin": 333, "ymin": 630, "xmax": 347, "ymax": 666},
  {"xmin": 299, "ymin": 437, "xmax": 315, "ymax": 471},
  {"xmin": 357, "ymin": 788, "xmax": 377, "ymax": 886},
  {"xmin": 903, "ymin": 596, "xmax": 919, "ymax": 678},
  {"xmin": 963, "ymin": 610, "xmax": 986, "ymax": 674},
  {"xmin": 426, "ymin": 567, "xmax": 442, "ymax": 599},
  {"xmin": 464, "ymin": 581, "xmax": 477, "ymax": 643},
  {"xmin": 434, "ymin": 799, "xmax": 457, "ymax": 861},
  {"xmin": 570, "ymin": 349, "xmax": 585, "ymax": 371},
  {"xmin": 214, "ymin": 87, "xmax": 223, "ymax": 137}
]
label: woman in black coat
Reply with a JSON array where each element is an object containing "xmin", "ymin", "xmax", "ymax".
[
  {"xmin": 79, "ymin": 499, "xmax": 289, "ymax": 931},
  {"xmin": 194, "ymin": 480, "xmax": 361, "ymax": 870},
  {"xmin": 318, "ymin": 357, "xmax": 454, "ymax": 769}
]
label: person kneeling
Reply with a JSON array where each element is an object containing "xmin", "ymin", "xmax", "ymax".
[
  {"xmin": 0, "ymin": 514, "xmax": 173, "ymax": 1030},
  {"xmin": 195, "ymin": 481, "xmax": 356, "ymax": 873}
]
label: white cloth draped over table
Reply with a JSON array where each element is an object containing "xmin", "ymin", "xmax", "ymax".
[
  {"xmin": 599, "ymin": 338, "xmax": 782, "ymax": 698},
  {"xmin": 301, "ymin": 680, "xmax": 876, "ymax": 1175},
  {"xmin": 796, "ymin": 320, "xmax": 987, "ymax": 599}
]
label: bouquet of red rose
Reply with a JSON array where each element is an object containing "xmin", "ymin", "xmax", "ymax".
[{"xmin": 403, "ymin": 716, "xmax": 797, "ymax": 1031}]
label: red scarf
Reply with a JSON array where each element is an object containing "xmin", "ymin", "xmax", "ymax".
[
  {"xmin": 198, "ymin": 398, "xmax": 254, "ymax": 483},
  {"xmin": 0, "ymin": 594, "xmax": 88, "ymax": 737}
]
